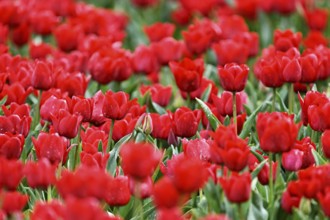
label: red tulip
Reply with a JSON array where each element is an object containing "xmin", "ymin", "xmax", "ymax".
[
  {"xmin": 132, "ymin": 45, "xmax": 159, "ymax": 74},
  {"xmin": 304, "ymin": 8, "xmax": 328, "ymax": 31},
  {"xmin": 180, "ymin": 0, "xmax": 219, "ymax": 16},
  {"xmin": 292, "ymin": 137, "xmax": 316, "ymax": 169},
  {"xmin": 257, "ymin": 112, "xmax": 299, "ymax": 153},
  {"xmin": 318, "ymin": 188, "xmax": 330, "ymax": 217},
  {"xmin": 219, "ymin": 172, "xmax": 251, "ymax": 203},
  {"xmin": 24, "ymin": 158, "xmax": 56, "ymax": 189},
  {"xmin": 180, "ymin": 78, "xmax": 218, "ymax": 102},
  {"xmin": 281, "ymin": 190, "xmax": 301, "ymax": 213},
  {"xmin": 0, "ymin": 82, "xmax": 33, "ymax": 105},
  {"xmin": 156, "ymin": 208, "xmax": 184, "ymax": 220},
  {"xmin": 308, "ymin": 101, "xmax": 330, "ymax": 132},
  {"xmin": 132, "ymin": 0, "xmax": 158, "ymax": 7},
  {"xmin": 303, "ymin": 31, "xmax": 329, "ymax": 49},
  {"xmin": 169, "ymin": 58, "xmax": 204, "ymax": 93},
  {"xmin": 55, "ymin": 71, "xmax": 89, "ymax": 97},
  {"xmin": 120, "ymin": 142, "xmax": 162, "ymax": 181},
  {"xmin": 151, "ymin": 37, "xmax": 184, "ymax": 65},
  {"xmin": 0, "ymin": 132, "xmax": 24, "ymax": 159},
  {"xmin": 144, "ymin": 22, "xmax": 175, "ymax": 42},
  {"xmin": 111, "ymin": 115, "xmax": 137, "ymax": 142},
  {"xmin": 102, "ymin": 91, "xmax": 134, "ymax": 120},
  {"xmin": 172, "ymin": 107, "xmax": 201, "ymax": 138},
  {"xmin": 29, "ymin": 10, "xmax": 59, "ymax": 35},
  {"xmin": 80, "ymin": 151, "xmax": 109, "ymax": 170},
  {"xmin": 71, "ymin": 96, "xmax": 94, "ymax": 123},
  {"xmin": 274, "ymin": 29, "xmax": 302, "ymax": 52},
  {"xmin": 153, "ymin": 176, "xmax": 180, "ymax": 208},
  {"xmin": 30, "ymin": 200, "xmax": 64, "ymax": 220},
  {"xmin": 212, "ymin": 39, "xmax": 249, "ymax": 66},
  {"xmin": 321, "ymin": 130, "xmax": 330, "ymax": 159},
  {"xmin": 299, "ymin": 53, "xmax": 319, "ymax": 83},
  {"xmin": 218, "ymin": 63, "xmax": 249, "ymax": 92},
  {"xmin": 182, "ymin": 138, "xmax": 211, "ymax": 162},
  {"xmin": 282, "ymin": 149, "xmax": 304, "ymax": 171},
  {"xmin": 33, "ymin": 132, "xmax": 70, "ymax": 165},
  {"xmin": 1, "ymin": 191, "xmax": 28, "ymax": 215},
  {"xmin": 51, "ymin": 109, "xmax": 83, "ymax": 139},
  {"xmin": 0, "ymin": 157, "xmax": 23, "ymax": 190},
  {"xmin": 12, "ymin": 22, "xmax": 30, "ymax": 47},
  {"xmin": 40, "ymin": 95, "xmax": 69, "ymax": 122},
  {"xmin": 218, "ymin": 15, "xmax": 248, "ymax": 39},
  {"xmin": 54, "ymin": 24, "xmax": 83, "ymax": 52},
  {"xmin": 182, "ymin": 19, "xmax": 221, "ymax": 55},
  {"xmin": 29, "ymin": 42, "xmax": 53, "ymax": 59},
  {"xmin": 81, "ymin": 127, "xmax": 108, "ymax": 154},
  {"xmin": 105, "ymin": 176, "xmax": 131, "ymax": 206},
  {"xmin": 235, "ymin": 0, "xmax": 259, "ymax": 19},
  {"xmin": 140, "ymin": 84, "xmax": 172, "ymax": 107},
  {"xmin": 256, "ymin": 160, "xmax": 278, "ymax": 185},
  {"xmin": 150, "ymin": 113, "xmax": 172, "ymax": 140}
]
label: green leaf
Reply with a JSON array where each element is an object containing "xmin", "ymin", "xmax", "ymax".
[
  {"xmin": 196, "ymin": 98, "xmax": 221, "ymax": 130},
  {"xmin": 276, "ymin": 92, "xmax": 288, "ymax": 112},
  {"xmin": 239, "ymin": 102, "xmax": 270, "ymax": 139},
  {"xmin": 151, "ymin": 101, "xmax": 167, "ymax": 114},
  {"xmin": 251, "ymin": 159, "xmax": 268, "ymax": 179},
  {"xmin": 107, "ymin": 133, "xmax": 132, "ymax": 175},
  {"xmin": 0, "ymin": 95, "xmax": 7, "ymax": 106},
  {"xmin": 250, "ymin": 149, "xmax": 264, "ymax": 162},
  {"xmin": 312, "ymin": 149, "xmax": 327, "ymax": 165},
  {"xmin": 201, "ymin": 84, "xmax": 212, "ymax": 102},
  {"xmin": 223, "ymin": 115, "xmax": 231, "ymax": 126},
  {"xmin": 247, "ymin": 191, "xmax": 269, "ymax": 220}
]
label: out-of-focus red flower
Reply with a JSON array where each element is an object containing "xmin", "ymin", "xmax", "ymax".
[
  {"xmin": 90, "ymin": 91, "xmax": 107, "ymax": 126},
  {"xmin": 304, "ymin": 8, "xmax": 328, "ymax": 31},
  {"xmin": 274, "ymin": 29, "xmax": 302, "ymax": 52},
  {"xmin": 171, "ymin": 7, "xmax": 191, "ymax": 26},
  {"xmin": 0, "ymin": 114, "xmax": 31, "ymax": 138},
  {"xmin": 257, "ymin": 112, "xmax": 299, "ymax": 153},
  {"xmin": 180, "ymin": 0, "xmax": 219, "ymax": 16},
  {"xmin": 102, "ymin": 91, "xmax": 134, "ymax": 120},
  {"xmin": 292, "ymin": 137, "xmax": 316, "ymax": 169},
  {"xmin": 200, "ymin": 214, "xmax": 230, "ymax": 220},
  {"xmin": 156, "ymin": 208, "xmax": 184, "ymax": 220},
  {"xmin": 120, "ymin": 142, "xmax": 162, "ymax": 181},
  {"xmin": 256, "ymin": 159, "xmax": 277, "ymax": 185},
  {"xmin": 235, "ymin": 0, "xmax": 259, "ymax": 19},
  {"xmin": 1, "ymin": 191, "xmax": 28, "ymax": 215},
  {"xmin": 31, "ymin": 60, "xmax": 55, "ymax": 90},
  {"xmin": 150, "ymin": 113, "xmax": 172, "ymax": 140},
  {"xmin": 303, "ymin": 31, "xmax": 329, "ymax": 49},
  {"xmin": 182, "ymin": 19, "xmax": 221, "ymax": 55},
  {"xmin": 153, "ymin": 176, "xmax": 180, "ymax": 208},
  {"xmin": 144, "ymin": 22, "xmax": 175, "ymax": 42},
  {"xmin": 29, "ymin": 10, "xmax": 59, "ymax": 35},
  {"xmin": 219, "ymin": 138, "xmax": 250, "ymax": 172},
  {"xmin": 218, "ymin": 63, "xmax": 249, "ymax": 92},
  {"xmin": 129, "ymin": 176, "xmax": 153, "ymax": 199},
  {"xmin": 212, "ymin": 92, "xmax": 245, "ymax": 117},
  {"xmin": 233, "ymin": 32, "xmax": 259, "ymax": 57},
  {"xmin": 219, "ymin": 172, "xmax": 251, "ymax": 203},
  {"xmin": 217, "ymin": 15, "xmax": 249, "ymax": 39},
  {"xmin": 318, "ymin": 188, "xmax": 330, "ymax": 218},
  {"xmin": 131, "ymin": 45, "xmax": 159, "ymax": 74},
  {"xmin": 213, "ymin": 39, "xmax": 249, "ymax": 66},
  {"xmin": 0, "ymin": 157, "xmax": 23, "ymax": 190},
  {"xmin": 180, "ymin": 78, "xmax": 218, "ymax": 102},
  {"xmin": 33, "ymin": 132, "xmax": 70, "ymax": 165},
  {"xmin": 24, "ymin": 158, "xmax": 56, "ymax": 189},
  {"xmin": 105, "ymin": 176, "xmax": 131, "ymax": 206},
  {"xmin": 29, "ymin": 42, "xmax": 54, "ymax": 59},
  {"xmin": 54, "ymin": 24, "xmax": 84, "ymax": 52},
  {"xmin": 282, "ymin": 149, "xmax": 304, "ymax": 171},
  {"xmin": 0, "ymin": 23, "xmax": 8, "ymax": 44},
  {"xmin": 321, "ymin": 130, "xmax": 330, "ymax": 159},
  {"xmin": 88, "ymin": 48, "xmax": 133, "ymax": 84},
  {"xmin": 0, "ymin": 132, "xmax": 24, "ymax": 159},
  {"xmin": 151, "ymin": 37, "xmax": 184, "ymax": 65},
  {"xmin": 281, "ymin": 189, "xmax": 301, "ymax": 213},
  {"xmin": 140, "ymin": 84, "xmax": 172, "ymax": 107},
  {"xmin": 168, "ymin": 155, "xmax": 208, "ymax": 193},
  {"xmin": 132, "ymin": 0, "xmax": 158, "ymax": 7},
  {"xmin": 172, "ymin": 107, "xmax": 201, "ymax": 138},
  {"xmin": 169, "ymin": 58, "xmax": 204, "ymax": 93},
  {"xmin": 11, "ymin": 22, "xmax": 30, "ymax": 47}
]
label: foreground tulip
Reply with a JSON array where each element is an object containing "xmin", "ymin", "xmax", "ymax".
[
  {"xmin": 144, "ymin": 22, "xmax": 175, "ymax": 42},
  {"xmin": 33, "ymin": 132, "xmax": 70, "ymax": 165},
  {"xmin": 172, "ymin": 107, "xmax": 201, "ymax": 138},
  {"xmin": 0, "ymin": 157, "xmax": 23, "ymax": 190},
  {"xmin": 0, "ymin": 132, "xmax": 24, "ymax": 159},
  {"xmin": 24, "ymin": 159, "xmax": 56, "ymax": 189},
  {"xmin": 153, "ymin": 176, "xmax": 180, "ymax": 208},
  {"xmin": 120, "ymin": 142, "xmax": 162, "ymax": 181},
  {"xmin": 50, "ymin": 110, "xmax": 83, "ymax": 139},
  {"xmin": 257, "ymin": 112, "xmax": 299, "ymax": 153},
  {"xmin": 1, "ymin": 191, "xmax": 28, "ymax": 215},
  {"xmin": 219, "ymin": 172, "xmax": 251, "ymax": 203},
  {"xmin": 102, "ymin": 91, "xmax": 133, "ymax": 120},
  {"xmin": 218, "ymin": 63, "xmax": 249, "ymax": 92},
  {"xmin": 169, "ymin": 58, "xmax": 204, "ymax": 93},
  {"xmin": 31, "ymin": 61, "xmax": 55, "ymax": 91},
  {"xmin": 321, "ymin": 130, "xmax": 330, "ymax": 159}
]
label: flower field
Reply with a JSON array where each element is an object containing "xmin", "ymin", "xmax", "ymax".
[{"xmin": 0, "ymin": 0, "xmax": 330, "ymax": 219}]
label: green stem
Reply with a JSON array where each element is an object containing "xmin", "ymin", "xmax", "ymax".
[
  {"xmin": 186, "ymin": 93, "xmax": 191, "ymax": 109},
  {"xmin": 72, "ymin": 126, "xmax": 82, "ymax": 170},
  {"xmin": 32, "ymin": 90, "xmax": 42, "ymax": 130},
  {"xmin": 288, "ymin": 83, "xmax": 294, "ymax": 114},
  {"xmin": 268, "ymin": 153, "xmax": 274, "ymax": 218},
  {"xmin": 47, "ymin": 185, "xmax": 52, "ymax": 202},
  {"xmin": 106, "ymin": 119, "xmax": 115, "ymax": 153},
  {"xmin": 233, "ymin": 92, "xmax": 237, "ymax": 135},
  {"xmin": 238, "ymin": 203, "xmax": 244, "ymax": 220},
  {"xmin": 272, "ymin": 88, "xmax": 276, "ymax": 112}
]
